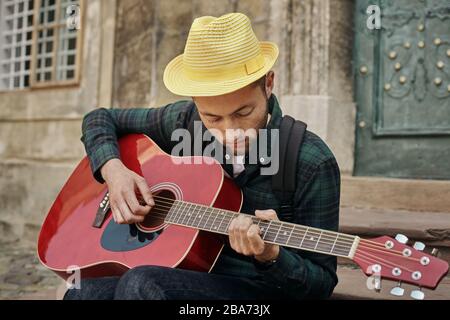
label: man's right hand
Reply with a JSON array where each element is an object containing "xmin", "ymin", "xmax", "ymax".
[{"xmin": 101, "ymin": 158, "xmax": 154, "ymax": 224}]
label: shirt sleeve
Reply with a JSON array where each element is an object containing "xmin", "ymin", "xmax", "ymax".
[
  {"xmin": 80, "ymin": 100, "xmax": 193, "ymax": 183},
  {"xmin": 254, "ymin": 157, "xmax": 340, "ymax": 299}
]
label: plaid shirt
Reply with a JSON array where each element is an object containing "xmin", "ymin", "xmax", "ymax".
[{"xmin": 81, "ymin": 94, "xmax": 340, "ymax": 299}]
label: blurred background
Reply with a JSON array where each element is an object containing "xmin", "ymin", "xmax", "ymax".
[{"xmin": 0, "ymin": 0, "xmax": 449, "ymax": 299}]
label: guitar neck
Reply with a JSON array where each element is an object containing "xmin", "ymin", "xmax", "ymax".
[{"xmin": 163, "ymin": 199, "xmax": 360, "ymax": 259}]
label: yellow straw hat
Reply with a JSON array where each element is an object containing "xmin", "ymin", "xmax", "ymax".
[{"xmin": 163, "ymin": 12, "xmax": 279, "ymax": 97}]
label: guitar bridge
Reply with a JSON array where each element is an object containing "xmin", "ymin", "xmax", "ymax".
[{"xmin": 92, "ymin": 191, "xmax": 110, "ymax": 228}]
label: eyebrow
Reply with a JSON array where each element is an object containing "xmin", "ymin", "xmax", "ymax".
[{"xmin": 201, "ymin": 104, "xmax": 253, "ymax": 117}]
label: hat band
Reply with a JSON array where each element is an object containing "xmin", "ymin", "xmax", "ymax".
[{"xmin": 182, "ymin": 54, "xmax": 265, "ymax": 81}]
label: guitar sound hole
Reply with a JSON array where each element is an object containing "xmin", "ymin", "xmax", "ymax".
[{"xmin": 136, "ymin": 190, "xmax": 175, "ymax": 233}]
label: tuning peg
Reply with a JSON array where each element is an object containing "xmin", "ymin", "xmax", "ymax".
[
  {"xmin": 373, "ymin": 276, "xmax": 382, "ymax": 292},
  {"xmin": 431, "ymin": 248, "xmax": 440, "ymax": 257},
  {"xmin": 413, "ymin": 241, "xmax": 425, "ymax": 251},
  {"xmin": 390, "ymin": 282, "xmax": 404, "ymax": 297},
  {"xmin": 395, "ymin": 234, "xmax": 408, "ymax": 244},
  {"xmin": 411, "ymin": 288, "xmax": 425, "ymax": 300}
]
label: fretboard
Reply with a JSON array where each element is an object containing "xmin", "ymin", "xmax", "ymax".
[{"xmin": 161, "ymin": 199, "xmax": 358, "ymax": 259}]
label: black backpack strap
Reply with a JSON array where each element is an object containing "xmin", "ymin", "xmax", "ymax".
[
  {"xmin": 187, "ymin": 105, "xmax": 201, "ymax": 141},
  {"xmin": 185, "ymin": 101, "xmax": 204, "ymax": 156},
  {"xmin": 272, "ymin": 115, "xmax": 307, "ymax": 221}
]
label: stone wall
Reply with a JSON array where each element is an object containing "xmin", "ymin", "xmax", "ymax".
[{"xmin": 0, "ymin": 0, "xmax": 113, "ymax": 241}]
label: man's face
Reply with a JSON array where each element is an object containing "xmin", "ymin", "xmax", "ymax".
[{"xmin": 193, "ymin": 71, "xmax": 274, "ymax": 155}]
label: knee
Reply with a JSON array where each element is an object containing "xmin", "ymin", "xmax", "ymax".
[
  {"xmin": 63, "ymin": 277, "xmax": 118, "ymax": 300},
  {"xmin": 114, "ymin": 266, "xmax": 167, "ymax": 300}
]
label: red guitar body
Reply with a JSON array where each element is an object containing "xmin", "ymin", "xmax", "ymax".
[{"xmin": 37, "ymin": 134, "xmax": 243, "ymax": 280}]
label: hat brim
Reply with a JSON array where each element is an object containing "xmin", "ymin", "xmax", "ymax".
[{"xmin": 163, "ymin": 41, "xmax": 279, "ymax": 97}]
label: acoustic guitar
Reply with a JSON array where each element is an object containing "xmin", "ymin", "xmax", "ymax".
[{"xmin": 37, "ymin": 134, "xmax": 448, "ymax": 299}]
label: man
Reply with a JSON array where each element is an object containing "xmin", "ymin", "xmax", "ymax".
[{"xmin": 65, "ymin": 12, "xmax": 340, "ymax": 300}]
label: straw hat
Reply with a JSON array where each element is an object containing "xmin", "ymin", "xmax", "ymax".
[{"xmin": 163, "ymin": 12, "xmax": 279, "ymax": 97}]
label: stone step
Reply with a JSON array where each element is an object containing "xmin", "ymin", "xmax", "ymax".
[
  {"xmin": 339, "ymin": 206, "xmax": 450, "ymax": 250},
  {"xmin": 341, "ymin": 176, "xmax": 450, "ymax": 213}
]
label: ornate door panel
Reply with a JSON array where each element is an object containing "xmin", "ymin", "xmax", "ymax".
[{"xmin": 354, "ymin": 0, "xmax": 450, "ymax": 179}]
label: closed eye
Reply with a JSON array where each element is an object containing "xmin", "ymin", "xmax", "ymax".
[
  {"xmin": 207, "ymin": 116, "xmax": 221, "ymax": 123},
  {"xmin": 235, "ymin": 107, "xmax": 254, "ymax": 117}
]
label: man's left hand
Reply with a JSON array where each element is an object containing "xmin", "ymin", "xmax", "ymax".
[{"xmin": 228, "ymin": 209, "xmax": 280, "ymax": 263}]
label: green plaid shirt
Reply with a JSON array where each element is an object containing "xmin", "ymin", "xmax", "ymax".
[{"xmin": 81, "ymin": 94, "xmax": 340, "ymax": 299}]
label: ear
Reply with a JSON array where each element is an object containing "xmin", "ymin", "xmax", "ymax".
[{"xmin": 265, "ymin": 71, "xmax": 275, "ymax": 99}]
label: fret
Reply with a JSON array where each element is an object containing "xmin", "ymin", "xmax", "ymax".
[
  {"xmin": 330, "ymin": 233, "xmax": 339, "ymax": 253},
  {"xmin": 165, "ymin": 200, "xmax": 178, "ymax": 223},
  {"xmin": 210, "ymin": 209, "xmax": 220, "ymax": 232},
  {"xmin": 270, "ymin": 221, "xmax": 283, "ymax": 243},
  {"xmin": 261, "ymin": 220, "xmax": 272, "ymax": 240},
  {"xmin": 199, "ymin": 206, "xmax": 210, "ymax": 229},
  {"xmin": 313, "ymin": 230, "xmax": 323, "ymax": 250},
  {"xmin": 203, "ymin": 207, "xmax": 213, "ymax": 231},
  {"xmin": 176, "ymin": 201, "xmax": 186, "ymax": 225},
  {"xmin": 217, "ymin": 210, "xmax": 228, "ymax": 233},
  {"xmin": 173, "ymin": 201, "xmax": 183, "ymax": 224},
  {"xmin": 331, "ymin": 234, "xmax": 353, "ymax": 257},
  {"xmin": 301, "ymin": 228, "xmax": 321, "ymax": 250},
  {"xmin": 194, "ymin": 204, "xmax": 206, "ymax": 228},
  {"xmin": 223, "ymin": 212, "xmax": 235, "ymax": 233},
  {"xmin": 314, "ymin": 231, "xmax": 335, "ymax": 253},
  {"xmin": 299, "ymin": 226, "xmax": 309, "ymax": 248},
  {"xmin": 169, "ymin": 200, "xmax": 182, "ymax": 224},
  {"xmin": 285, "ymin": 224, "xmax": 295, "ymax": 246},
  {"xmin": 274, "ymin": 223, "xmax": 294, "ymax": 245},
  {"xmin": 190, "ymin": 203, "xmax": 199, "ymax": 227},
  {"xmin": 183, "ymin": 203, "xmax": 194, "ymax": 227},
  {"xmin": 258, "ymin": 219, "xmax": 270, "ymax": 239}
]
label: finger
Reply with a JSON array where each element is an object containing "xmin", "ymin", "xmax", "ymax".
[
  {"xmin": 123, "ymin": 189, "xmax": 151, "ymax": 216},
  {"xmin": 255, "ymin": 209, "xmax": 278, "ymax": 221},
  {"xmin": 119, "ymin": 201, "xmax": 143, "ymax": 224},
  {"xmin": 236, "ymin": 215, "xmax": 253, "ymax": 255},
  {"xmin": 228, "ymin": 218, "xmax": 239, "ymax": 251},
  {"xmin": 135, "ymin": 177, "xmax": 154, "ymax": 206},
  {"xmin": 247, "ymin": 224, "xmax": 265, "ymax": 256},
  {"xmin": 110, "ymin": 202, "xmax": 125, "ymax": 224}
]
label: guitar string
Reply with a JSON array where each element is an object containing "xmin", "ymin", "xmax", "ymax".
[
  {"xmin": 137, "ymin": 195, "xmax": 408, "ymax": 255},
  {"xmin": 357, "ymin": 250, "xmax": 415, "ymax": 273},
  {"xmin": 141, "ymin": 206, "xmax": 419, "ymax": 264},
  {"xmin": 129, "ymin": 197, "xmax": 419, "ymax": 261},
  {"xmin": 148, "ymin": 194, "xmax": 414, "ymax": 253},
  {"xmin": 142, "ymin": 198, "xmax": 357, "ymax": 250},
  {"xmin": 148, "ymin": 195, "xmax": 390, "ymax": 251},
  {"xmin": 147, "ymin": 207, "xmax": 352, "ymax": 256},
  {"xmin": 353, "ymin": 254, "xmax": 397, "ymax": 275},
  {"xmin": 354, "ymin": 253, "xmax": 421, "ymax": 281},
  {"xmin": 150, "ymin": 195, "xmax": 356, "ymax": 244},
  {"xmin": 357, "ymin": 243, "xmax": 420, "ymax": 262},
  {"xmin": 109, "ymin": 194, "xmax": 419, "ymax": 260}
]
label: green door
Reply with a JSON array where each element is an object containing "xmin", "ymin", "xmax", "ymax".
[{"xmin": 353, "ymin": 0, "xmax": 450, "ymax": 179}]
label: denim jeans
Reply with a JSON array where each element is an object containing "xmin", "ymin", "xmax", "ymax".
[{"xmin": 63, "ymin": 266, "xmax": 286, "ymax": 300}]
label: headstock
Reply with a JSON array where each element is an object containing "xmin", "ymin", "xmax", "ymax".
[{"xmin": 353, "ymin": 234, "xmax": 449, "ymax": 300}]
